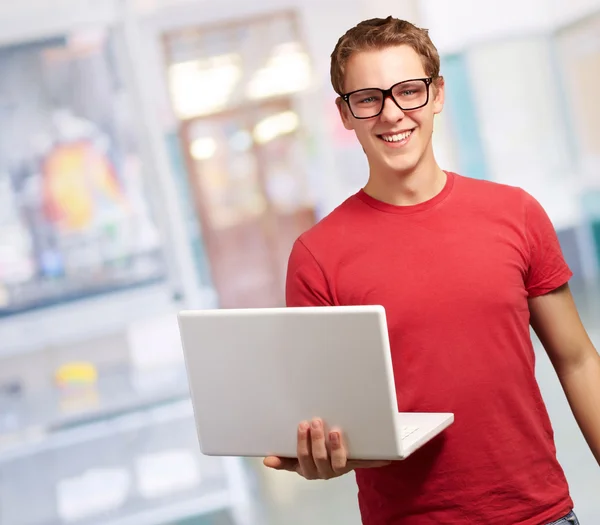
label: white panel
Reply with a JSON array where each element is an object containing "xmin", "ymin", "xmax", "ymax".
[
  {"xmin": 419, "ymin": 0, "xmax": 600, "ymax": 54},
  {"xmin": 0, "ymin": 0, "xmax": 120, "ymax": 46},
  {"xmin": 419, "ymin": 0, "xmax": 553, "ymax": 54},
  {"xmin": 550, "ymin": 0, "xmax": 600, "ymax": 26},
  {"xmin": 466, "ymin": 37, "xmax": 579, "ymax": 229},
  {"xmin": 361, "ymin": 0, "xmax": 421, "ymax": 22}
]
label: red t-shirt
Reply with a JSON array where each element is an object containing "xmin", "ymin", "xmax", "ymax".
[{"xmin": 285, "ymin": 172, "xmax": 574, "ymax": 524}]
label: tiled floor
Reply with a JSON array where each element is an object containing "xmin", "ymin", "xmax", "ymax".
[{"xmin": 236, "ymin": 284, "xmax": 600, "ymax": 525}]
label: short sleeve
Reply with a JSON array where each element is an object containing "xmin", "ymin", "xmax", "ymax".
[
  {"xmin": 523, "ymin": 192, "xmax": 573, "ymax": 297},
  {"xmin": 286, "ymin": 239, "xmax": 334, "ymax": 307}
]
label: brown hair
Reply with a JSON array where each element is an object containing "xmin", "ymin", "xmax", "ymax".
[{"xmin": 330, "ymin": 16, "xmax": 441, "ymax": 95}]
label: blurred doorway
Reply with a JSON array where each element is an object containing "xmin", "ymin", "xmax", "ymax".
[
  {"xmin": 180, "ymin": 101, "xmax": 315, "ymax": 308},
  {"xmin": 163, "ymin": 12, "xmax": 316, "ymax": 308}
]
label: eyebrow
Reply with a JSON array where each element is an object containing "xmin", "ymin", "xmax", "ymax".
[{"xmin": 343, "ymin": 77, "xmax": 428, "ymax": 94}]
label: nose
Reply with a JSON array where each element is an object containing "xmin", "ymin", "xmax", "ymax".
[{"xmin": 379, "ymin": 95, "xmax": 405, "ymax": 123}]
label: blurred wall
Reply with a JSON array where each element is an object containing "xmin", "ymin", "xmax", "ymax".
[{"xmin": 0, "ymin": 1, "xmax": 598, "ymax": 522}]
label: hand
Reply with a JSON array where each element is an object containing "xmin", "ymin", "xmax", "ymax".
[{"xmin": 263, "ymin": 418, "xmax": 391, "ymax": 480}]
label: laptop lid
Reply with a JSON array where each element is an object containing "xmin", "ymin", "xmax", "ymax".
[{"xmin": 177, "ymin": 305, "xmax": 403, "ymax": 460}]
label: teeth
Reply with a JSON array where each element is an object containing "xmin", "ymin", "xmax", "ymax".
[{"xmin": 381, "ymin": 130, "xmax": 412, "ymax": 142}]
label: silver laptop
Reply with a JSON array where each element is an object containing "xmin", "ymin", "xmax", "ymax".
[{"xmin": 177, "ymin": 305, "xmax": 453, "ymax": 461}]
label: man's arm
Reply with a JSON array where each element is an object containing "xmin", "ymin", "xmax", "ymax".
[{"xmin": 529, "ymin": 283, "xmax": 600, "ymax": 465}]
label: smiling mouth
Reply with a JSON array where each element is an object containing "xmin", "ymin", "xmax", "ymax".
[{"xmin": 378, "ymin": 129, "xmax": 414, "ymax": 143}]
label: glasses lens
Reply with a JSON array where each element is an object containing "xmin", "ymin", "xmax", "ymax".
[
  {"xmin": 347, "ymin": 80, "xmax": 429, "ymax": 118},
  {"xmin": 392, "ymin": 80, "xmax": 428, "ymax": 110},
  {"xmin": 348, "ymin": 89, "xmax": 384, "ymax": 118}
]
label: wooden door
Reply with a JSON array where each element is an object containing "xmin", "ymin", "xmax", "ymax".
[{"xmin": 181, "ymin": 101, "xmax": 315, "ymax": 308}]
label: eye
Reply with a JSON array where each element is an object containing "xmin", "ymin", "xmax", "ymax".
[{"xmin": 349, "ymin": 90, "xmax": 382, "ymax": 107}]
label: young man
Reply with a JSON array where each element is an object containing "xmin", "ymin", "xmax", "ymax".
[{"xmin": 263, "ymin": 16, "xmax": 600, "ymax": 525}]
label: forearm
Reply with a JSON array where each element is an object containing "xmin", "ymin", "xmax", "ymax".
[{"xmin": 558, "ymin": 351, "xmax": 600, "ymax": 465}]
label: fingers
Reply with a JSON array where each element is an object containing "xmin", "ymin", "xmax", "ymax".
[
  {"xmin": 268, "ymin": 421, "xmax": 363, "ymax": 480},
  {"xmin": 328, "ymin": 429, "xmax": 349, "ymax": 474},
  {"xmin": 297, "ymin": 421, "xmax": 319, "ymax": 479},
  {"xmin": 310, "ymin": 419, "xmax": 335, "ymax": 479}
]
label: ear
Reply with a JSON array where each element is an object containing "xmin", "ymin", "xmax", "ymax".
[
  {"xmin": 432, "ymin": 76, "xmax": 445, "ymax": 116},
  {"xmin": 336, "ymin": 97, "xmax": 355, "ymax": 131}
]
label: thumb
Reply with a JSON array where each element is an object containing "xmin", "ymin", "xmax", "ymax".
[{"xmin": 263, "ymin": 456, "xmax": 298, "ymax": 471}]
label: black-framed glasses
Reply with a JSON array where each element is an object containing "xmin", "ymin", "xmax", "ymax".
[{"xmin": 341, "ymin": 77, "xmax": 433, "ymax": 119}]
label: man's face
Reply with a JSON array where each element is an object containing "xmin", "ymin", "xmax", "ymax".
[{"xmin": 337, "ymin": 45, "xmax": 444, "ymax": 176}]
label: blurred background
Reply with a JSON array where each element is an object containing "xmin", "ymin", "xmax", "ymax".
[{"xmin": 0, "ymin": 0, "xmax": 598, "ymax": 523}]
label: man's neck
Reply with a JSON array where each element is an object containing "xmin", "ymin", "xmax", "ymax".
[{"xmin": 363, "ymin": 158, "xmax": 446, "ymax": 207}]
